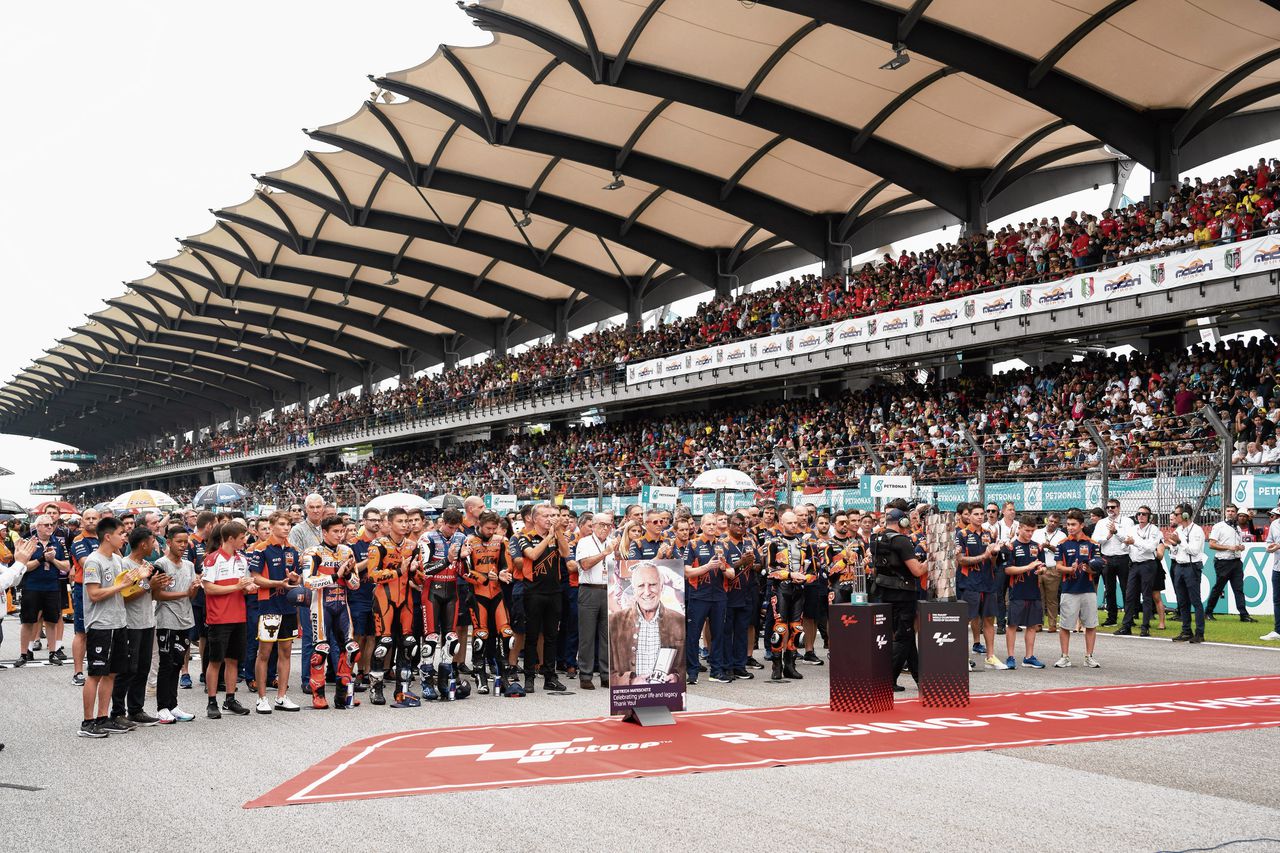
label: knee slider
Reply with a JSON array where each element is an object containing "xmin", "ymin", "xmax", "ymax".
[
  {"xmin": 314, "ymin": 642, "xmax": 330, "ymax": 656},
  {"xmin": 445, "ymin": 632, "xmax": 461, "ymax": 657}
]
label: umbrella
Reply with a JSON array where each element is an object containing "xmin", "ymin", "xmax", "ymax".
[
  {"xmin": 192, "ymin": 483, "xmax": 252, "ymax": 508},
  {"xmin": 363, "ymin": 492, "xmax": 430, "ymax": 513},
  {"xmin": 426, "ymin": 493, "xmax": 465, "ymax": 512},
  {"xmin": 91, "ymin": 502, "xmax": 112, "ymax": 514},
  {"xmin": 32, "ymin": 499, "xmax": 78, "ymax": 515},
  {"xmin": 0, "ymin": 498, "xmax": 26, "ymax": 514},
  {"xmin": 690, "ymin": 468, "xmax": 758, "ymax": 492},
  {"xmin": 108, "ymin": 489, "xmax": 180, "ymax": 514}
]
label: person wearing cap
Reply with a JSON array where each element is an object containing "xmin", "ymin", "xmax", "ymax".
[{"xmin": 1206, "ymin": 504, "xmax": 1256, "ymax": 624}]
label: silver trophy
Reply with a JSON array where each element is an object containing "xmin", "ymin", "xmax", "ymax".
[{"xmin": 850, "ymin": 558, "xmax": 868, "ymax": 605}]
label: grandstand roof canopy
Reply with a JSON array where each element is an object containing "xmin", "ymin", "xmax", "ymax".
[{"xmin": 8, "ymin": 0, "xmax": 1280, "ymax": 448}]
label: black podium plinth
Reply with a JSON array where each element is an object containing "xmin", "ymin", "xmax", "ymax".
[
  {"xmin": 828, "ymin": 603, "xmax": 894, "ymax": 713},
  {"xmin": 917, "ymin": 601, "xmax": 970, "ymax": 708}
]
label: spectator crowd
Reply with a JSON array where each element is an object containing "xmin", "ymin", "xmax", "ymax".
[
  {"xmin": 46, "ymin": 162, "xmax": 1280, "ymax": 484},
  {"xmin": 52, "ymin": 334, "xmax": 1279, "ymax": 516}
]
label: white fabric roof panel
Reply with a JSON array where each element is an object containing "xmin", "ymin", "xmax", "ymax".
[{"xmin": 8, "ymin": 0, "xmax": 1280, "ymax": 446}]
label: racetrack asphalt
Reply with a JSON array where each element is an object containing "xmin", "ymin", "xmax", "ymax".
[{"xmin": 1, "ymin": 625, "xmax": 1277, "ymax": 853}]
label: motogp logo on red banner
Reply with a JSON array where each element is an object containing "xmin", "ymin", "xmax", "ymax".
[{"xmin": 426, "ymin": 736, "xmax": 664, "ymax": 765}]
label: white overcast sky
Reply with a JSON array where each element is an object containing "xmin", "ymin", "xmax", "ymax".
[
  {"xmin": 1, "ymin": 2, "xmax": 1277, "ymax": 509},
  {"xmin": 0, "ymin": 0, "xmax": 485, "ymax": 505}
]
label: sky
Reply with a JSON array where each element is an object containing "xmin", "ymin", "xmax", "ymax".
[
  {"xmin": 0, "ymin": 0, "xmax": 484, "ymax": 506},
  {"xmin": 2, "ymin": 3, "xmax": 1276, "ymax": 508}
]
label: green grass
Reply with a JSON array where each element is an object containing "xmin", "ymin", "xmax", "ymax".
[{"xmin": 1088, "ymin": 611, "xmax": 1280, "ymax": 648}]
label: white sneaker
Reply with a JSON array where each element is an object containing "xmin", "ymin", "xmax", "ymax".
[
  {"xmin": 1053, "ymin": 655, "xmax": 1072, "ymax": 668},
  {"xmin": 156, "ymin": 708, "xmax": 176, "ymax": 724},
  {"xmin": 255, "ymin": 696, "xmax": 273, "ymax": 714},
  {"xmin": 1260, "ymin": 631, "xmax": 1280, "ymax": 641},
  {"xmin": 171, "ymin": 707, "xmax": 195, "ymax": 722},
  {"xmin": 1084, "ymin": 655, "xmax": 1101, "ymax": 668},
  {"xmin": 275, "ymin": 696, "xmax": 301, "ymax": 712},
  {"xmin": 985, "ymin": 656, "xmax": 1008, "ymax": 670}
]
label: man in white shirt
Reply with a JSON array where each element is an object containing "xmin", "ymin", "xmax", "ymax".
[
  {"xmin": 1261, "ymin": 507, "xmax": 1280, "ymax": 641},
  {"xmin": 1164, "ymin": 505, "xmax": 1206, "ymax": 642},
  {"xmin": 1116, "ymin": 506, "xmax": 1165, "ymax": 637},
  {"xmin": 1206, "ymin": 504, "xmax": 1256, "ymax": 623},
  {"xmin": 1032, "ymin": 513, "xmax": 1067, "ymax": 631},
  {"xmin": 1095, "ymin": 499, "xmax": 1134, "ymax": 626},
  {"xmin": 993, "ymin": 502, "xmax": 1018, "ymax": 633},
  {"xmin": 573, "ymin": 513, "xmax": 617, "ymax": 690}
]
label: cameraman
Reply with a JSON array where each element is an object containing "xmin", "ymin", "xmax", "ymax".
[{"xmin": 870, "ymin": 508, "xmax": 927, "ymax": 691}]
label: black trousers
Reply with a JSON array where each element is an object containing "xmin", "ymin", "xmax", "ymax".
[
  {"xmin": 523, "ymin": 591, "xmax": 561, "ymax": 678},
  {"xmin": 1121, "ymin": 560, "xmax": 1158, "ymax": 630},
  {"xmin": 1205, "ymin": 559, "xmax": 1249, "ymax": 615},
  {"xmin": 886, "ymin": 598, "xmax": 919, "ymax": 683},
  {"xmin": 111, "ymin": 627, "xmax": 155, "ymax": 717},
  {"xmin": 155, "ymin": 628, "xmax": 189, "ymax": 712},
  {"xmin": 1101, "ymin": 554, "xmax": 1130, "ymax": 621}
]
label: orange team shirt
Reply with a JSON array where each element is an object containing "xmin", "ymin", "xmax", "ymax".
[
  {"xmin": 367, "ymin": 536, "xmax": 415, "ymax": 606},
  {"xmin": 68, "ymin": 532, "xmax": 96, "ymax": 584},
  {"xmin": 465, "ymin": 535, "xmax": 512, "ymax": 597}
]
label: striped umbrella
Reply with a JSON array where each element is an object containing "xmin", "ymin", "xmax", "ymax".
[{"xmin": 108, "ymin": 489, "xmax": 180, "ymax": 513}]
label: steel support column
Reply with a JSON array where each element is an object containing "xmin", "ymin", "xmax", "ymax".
[{"xmin": 1150, "ymin": 121, "xmax": 1181, "ymax": 202}]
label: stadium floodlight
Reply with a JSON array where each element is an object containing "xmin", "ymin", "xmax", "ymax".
[
  {"xmin": 515, "ymin": 210, "xmax": 532, "ymax": 228},
  {"xmin": 603, "ymin": 171, "xmax": 625, "ymax": 191},
  {"xmin": 880, "ymin": 44, "xmax": 910, "ymax": 71}
]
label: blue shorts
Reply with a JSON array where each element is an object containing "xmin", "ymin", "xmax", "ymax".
[
  {"xmin": 961, "ymin": 587, "xmax": 999, "ymax": 620},
  {"xmin": 349, "ymin": 601, "xmax": 374, "ymax": 636},
  {"xmin": 72, "ymin": 583, "xmax": 85, "ymax": 634},
  {"xmin": 509, "ymin": 581, "xmax": 527, "ymax": 633},
  {"xmin": 1007, "ymin": 599, "xmax": 1044, "ymax": 629}
]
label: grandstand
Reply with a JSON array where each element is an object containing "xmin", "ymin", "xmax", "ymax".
[{"xmin": 9, "ymin": 0, "xmax": 1280, "ymax": 523}]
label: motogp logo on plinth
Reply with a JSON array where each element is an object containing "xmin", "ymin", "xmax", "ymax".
[{"xmin": 426, "ymin": 737, "xmax": 664, "ymax": 765}]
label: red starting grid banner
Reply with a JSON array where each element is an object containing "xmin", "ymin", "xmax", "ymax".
[{"xmin": 247, "ymin": 675, "xmax": 1280, "ymax": 807}]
